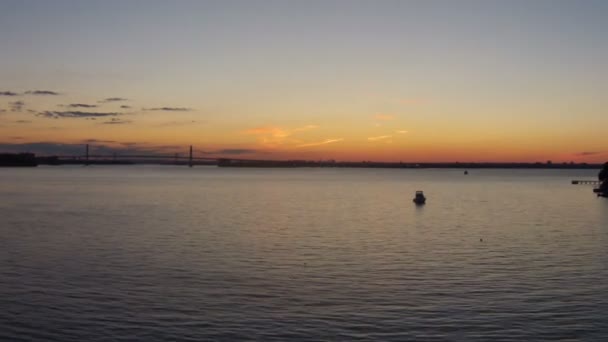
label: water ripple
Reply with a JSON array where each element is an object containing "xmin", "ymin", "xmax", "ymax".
[{"xmin": 1, "ymin": 167, "xmax": 607, "ymax": 341}]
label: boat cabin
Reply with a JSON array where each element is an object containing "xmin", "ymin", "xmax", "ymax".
[{"xmin": 413, "ymin": 191, "xmax": 426, "ymax": 205}]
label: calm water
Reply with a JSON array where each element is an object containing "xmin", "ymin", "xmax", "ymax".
[{"xmin": 1, "ymin": 166, "xmax": 607, "ymax": 341}]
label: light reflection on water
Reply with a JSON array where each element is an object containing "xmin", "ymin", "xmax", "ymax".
[{"xmin": 1, "ymin": 166, "xmax": 607, "ymax": 341}]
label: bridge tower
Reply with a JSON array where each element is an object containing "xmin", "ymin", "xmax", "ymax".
[{"xmin": 189, "ymin": 145, "xmax": 193, "ymax": 167}]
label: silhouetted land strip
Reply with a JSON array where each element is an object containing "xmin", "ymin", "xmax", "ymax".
[
  {"xmin": 216, "ymin": 159, "xmax": 601, "ymax": 169},
  {"xmin": 0, "ymin": 153, "xmax": 38, "ymax": 167},
  {"xmin": 0, "ymin": 152, "xmax": 603, "ymax": 169},
  {"xmin": 34, "ymin": 154, "xmax": 216, "ymax": 166}
]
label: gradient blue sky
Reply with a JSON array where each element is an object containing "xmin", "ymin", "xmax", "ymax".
[{"xmin": 1, "ymin": 0, "xmax": 607, "ymax": 161}]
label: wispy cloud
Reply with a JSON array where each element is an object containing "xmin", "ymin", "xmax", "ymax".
[
  {"xmin": 0, "ymin": 91, "xmax": 19, "ymax": 96},
  {"xmin": 244, "ymin": 125, "xmax": 320, "ymax": 148},
  {"xmin": 9, "ymin": 101, "xmax": 25, "ymax": 112},
  {"xmin": 368, "ymin": 135, "xmax": 392, "ymax": 141},
  {"xmin": 99, "ymin": 97, "xmax": 128, "ymax": 103},
  {"xmin": 14, "ymin": 120, "xmax": 31, "ymax": 124},
  {"xmin": 154, "ymin": 120, "xmax": 199, "ymax": 127},
  {"xmin": 576, "ymin": 151, "xmax": 605, "ymax": 156},
  {"xmin": 395, "ymin": 130, "xmax": 408, "ymax": 134},
  {"xmin": 145, "ymin": 107, "xmax": 192, "ymax": 112},
  {"xmin": 120, "ymin": 105, "xmax": 131, "ymax": 109},
  {"xmin": 83, "ymin": 139, "xmax": 117, "ymax": 144},
  {"xmin": 213, "ymin": 149, "xmax": 259, "ymax": 155},
  {"xmin": 373, "ymin": 113, "xmax": 395, "ymax": 121},
  {"xmin": 293, "ymin": 125, "xmax": 319, "ymax": 132},
  {"xmin": 245, "ymin": 125, "xmax": 318, "ymax": 136},
  {"xmin": 150, "ymin": 144, "xmax": 183, "ymax": 151},
  {"xmin": 0, "ymin": 141, "xmax": 167, "ymax": 156},
  {"xmin": 297, "ymin": 138, "xmax": 343, "ymax": 148},
  {"xmin": 65, "ymin": 103, "xmax": 98, "ymax": 108},
  {"xmin": 244, "ymin": 126, "xmax": 290, "ymax": 137},
  {"xmin": 0, "ymin": 142, "xmax": 85, "ymax": 155},
  {"xmin": 37, "ymin": 111, "xmax": 121, "ymax": 119},
  {"xmin": 102, "ymin": 118, "xmax": 132, "ymax": 125},
  {"xmin": 26, "ymin": 90, "xmax": 61, "ymax": 95}
]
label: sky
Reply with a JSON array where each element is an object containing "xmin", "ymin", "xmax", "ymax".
[{"xmin": 1, "ymin": 0, "xmax": 607, "ymax": 162}]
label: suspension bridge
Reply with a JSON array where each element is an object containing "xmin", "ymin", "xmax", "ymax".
[{"xmin": 43, "ymin": 144, "xmax": 218, "ymax": 167}]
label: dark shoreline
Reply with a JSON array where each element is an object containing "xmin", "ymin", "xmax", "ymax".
[
  {"xmin": 38, "ymin": 160, "xmax": 605, "ymax": 169},
  {"xmin": 1, "ymin": 153, "xmax": 604, "ymax": 169},
  {"xmin": 216, "ymin": 159, "xmax": 601, "ymax": 169}
]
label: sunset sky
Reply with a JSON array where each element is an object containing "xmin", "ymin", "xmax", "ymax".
[{"xmin": 1, "ymin": 0, "xmax": 607, "ymax": 162}]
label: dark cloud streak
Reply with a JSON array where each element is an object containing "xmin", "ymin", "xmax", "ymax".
[
  {"xmin": 102, "ymin": 118, "xmax": 132, "ymax": 125},
  {"xmin": 0, "ymin": 91, "xmax": 19, "ymax": 96},
  {"xmin": 145, "ymin": 107, "xmax": 192, "ymax": 112},
  {"xmin": 577, "ymin": 151, "xmax": 605, "ymax": 156},
  {"xmin": 0, "ymin": 142, "xmax": 85, "ymax": 155},
  {"xmin": 99, "ymin": 97, "xmax": 128, "ymax": 103},
  {"xmin": 215, "ymin": 149, "xmax": 258, "ymax": 155},
  {"xmin": 83, "ymin": 139, "xmax": 117, "ymax": 143},
  {"xmin": 37, "ymin": 111, "xmax": 121, "ymax": 119},
  {"xmin": 66, "ymin": 103, "xmax": 98, "ymax": 108},
  {"xmin": 154, "ymin": 120, "xmax": 198, "ymax": 127},
  {"xmin": 0, "ymin": 141, "xmax": 180, "ymax": 156},
  {"xmin": 200, "ymin": 149, "xmax": 260, "ymax": 155},
  {"xmin": 26, "ymin": 90, "xmax": 61, "ymax": 95},
  {"xmin": 9, "ymin": 101, "xmax": 25, "ymax": 112}
]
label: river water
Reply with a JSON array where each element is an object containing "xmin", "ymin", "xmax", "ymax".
[{"xmin": 1, "ymin": 166, "xmax": 607, "ymax": 341}]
